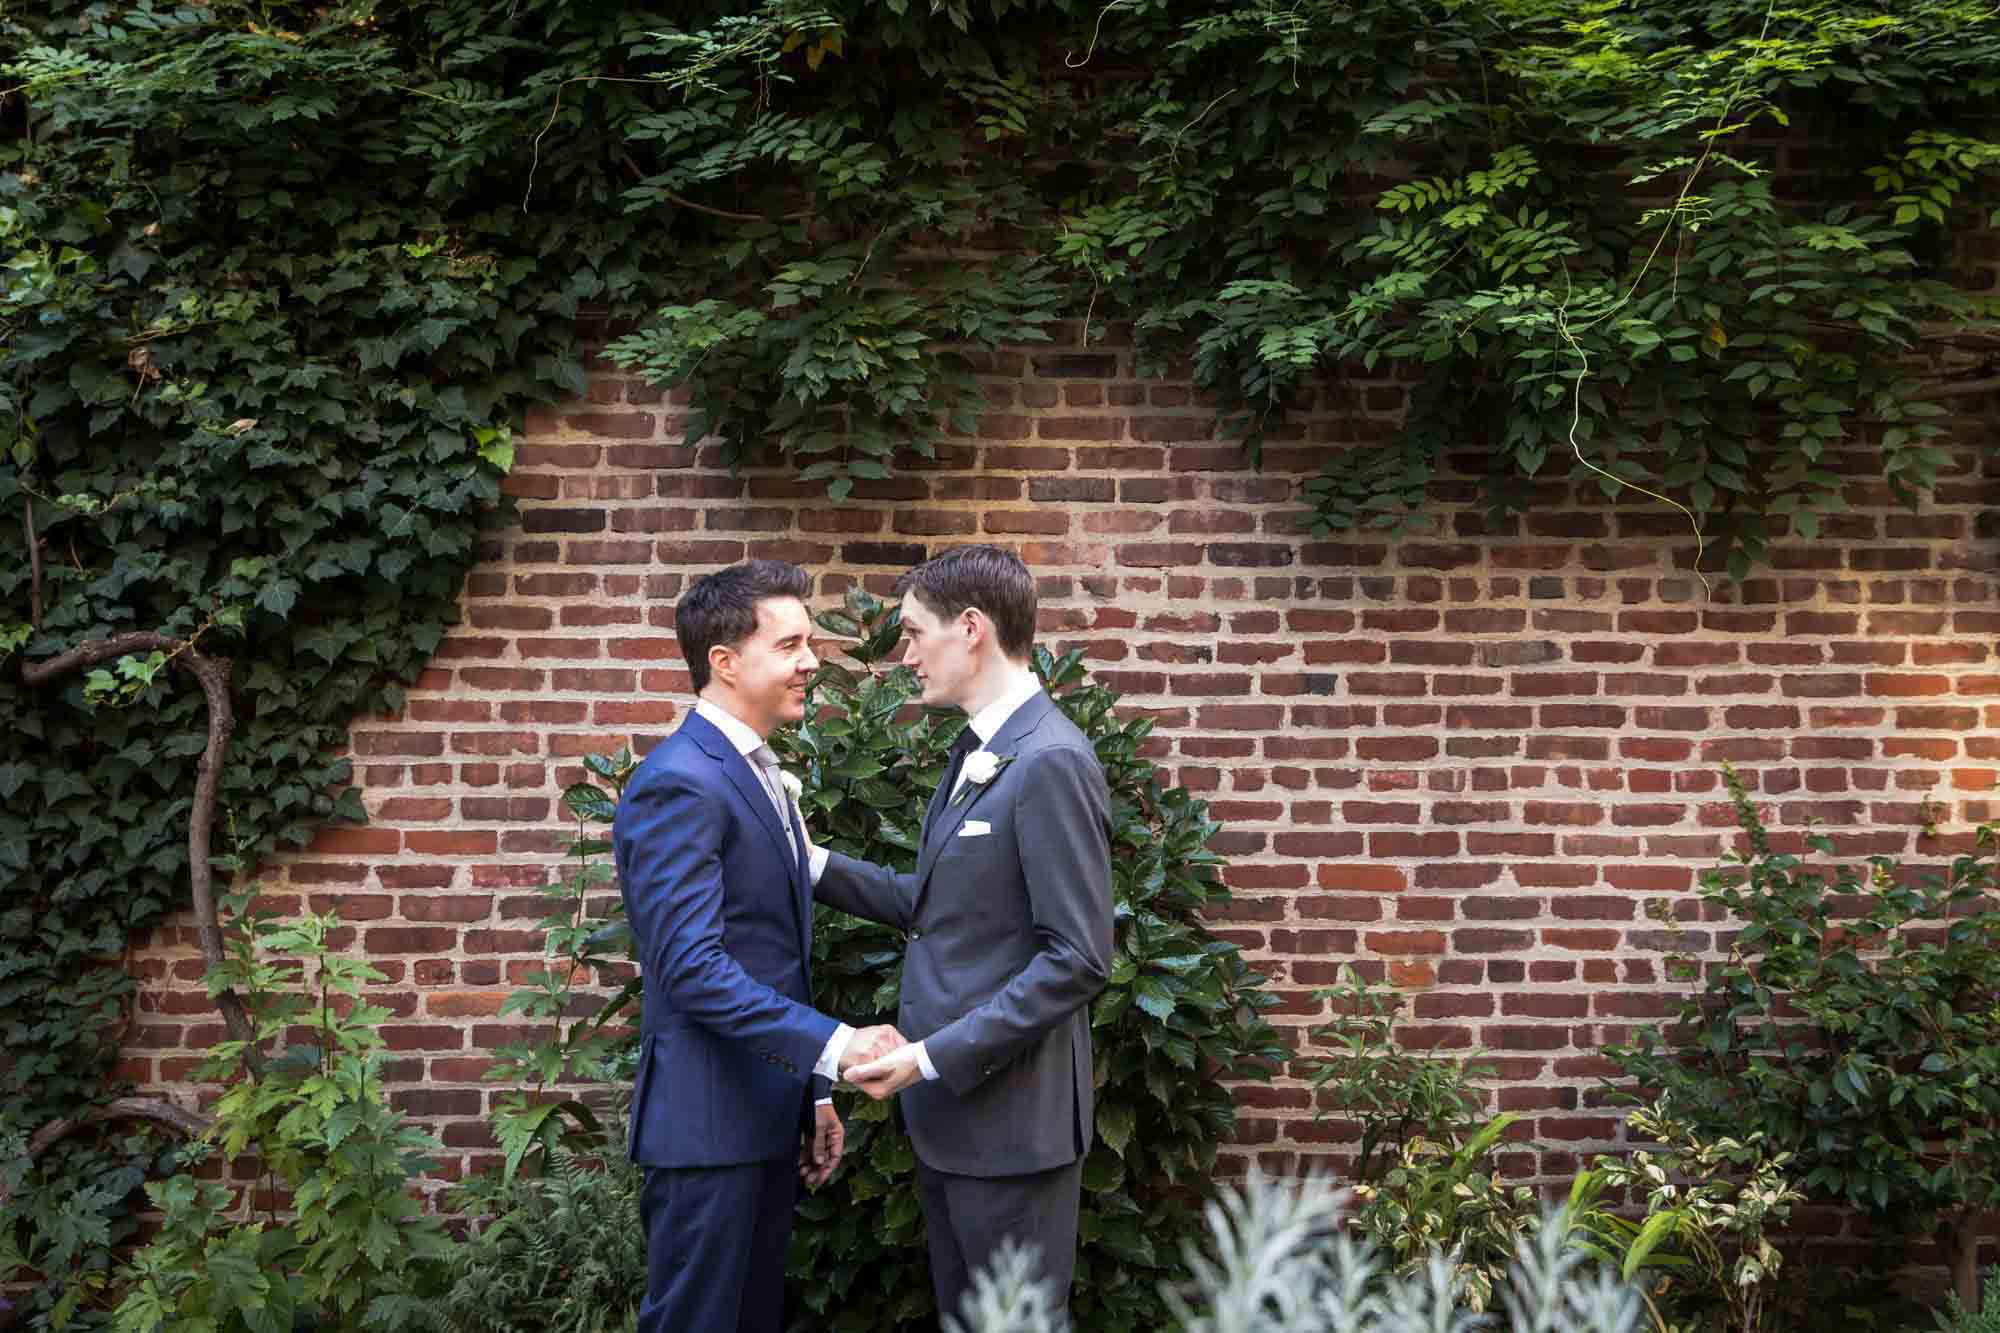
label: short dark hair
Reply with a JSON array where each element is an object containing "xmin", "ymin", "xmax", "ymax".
[
  {"xmin": 675, "ymin": 559, "xmax": 812, "ymax": 692},
  {"xmin": 896, "ymin": 544, "xmax": 1037, "ymax": 660}
]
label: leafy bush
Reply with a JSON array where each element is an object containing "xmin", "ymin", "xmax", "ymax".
[
  {"xmin": 480, "ymin": 749, "xmax": 643, "ymax": 1185},
  {"xmin": 0, "ymin": 1123, "xmax": 190, "ymax": 1330},
  {"xmin": 1346, "ymin": 1113, "xmax": 1536, "ymax": 1315},
  {"xmin": 1933, "ymin": 1269, "xmax": 2000, "ymax": 1333},
  {"xmin": 389, "ymin": 1133, "xmax": 646, "ymax": 1333},
  {"xmin": 1299, "ymin": 962, "xmax": 1494, "ymax": 1186},
  {"xmin": 111, "ymin": 896, "xmax": 455, "ymax": 1332},
  {"xmin": 1566, "ymin": 1100, "xmax": 1803, "ymax": 1333},
  {"xmin": 949, "ymin": 1173, "xmax": 1645, "ymax": 1333},
  {"xmin": 1610, "ymin": 768, "xmax": 2000, "ymax": 1306}
]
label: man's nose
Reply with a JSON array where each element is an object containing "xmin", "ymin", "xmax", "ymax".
[{"xmin": 801, "ymin": 644, "xmax": 818, "ymax": 672}]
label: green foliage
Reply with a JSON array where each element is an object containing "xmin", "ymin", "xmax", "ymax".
[
  {"xmin": 1610, "ymin": 768, "xmax": 2000, "ymax": 1252},
  {"xmin": 591, "ymin": 0, "xmax": 1998, "ymax": 574},
  {"xmin": 0, "ymin": 1124, "xmax": 189, "ymax": 1330},
  {"xmin": 388, "ymin": 1134, "xmax": 646, "ymax": 1333},
  {"xmin": 956, "ymin": 1176, "xmax": 1646, "ymax": 1333},
  {"xmin": 483, "ymin": 749, "xmax": 642, "ymax": 1187},
  {"xmin": 1298, "ymin": 962, "xmax": 1494, "ymax": 1186},
  {"xmin": 1, "ymin": 0, "xmax": 684, "ymax": 1294},
  {"xmin": 1565, "ymin": 1100, "xmax": 1803, "ymax": 1333},
  {"xmin": 1346, "ymin": 1112, "xmax": 1537, "ymax": 1314},
  {"xmin": 111, "ymin": 895, "xmax": 455, "ymax": 1332},
  {"xmin": 1934, "ymin": 1270, "xmax": 2000, "ymax": 1333}
]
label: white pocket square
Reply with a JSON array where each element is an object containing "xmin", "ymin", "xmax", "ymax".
[{"xmin": 958, "ymin": 821, "xmax": 992, "ymax": 838}]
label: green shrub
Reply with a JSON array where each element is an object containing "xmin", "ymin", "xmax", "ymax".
[
  {"xmin": 111, "ymin": 896, "xmax": 455, "ymax": 1332},
  {"xmin": 398, "ymin": 1134, "xmax": 646, "ymax": 1333},
  {"xmin": 1565, "ymin": 1099, "xmax": 1803, "ymax": 1333},
  {"xmin": 1610, "ymin": 767, "xmax": 2000, "ymax": 1308},
  {"xmin": 1, "ymin": 1123, "xmax": 190, "ymax": 1330},
  {"xmin": 1932, "ymin": 1270, "xmax": 2000, "ymax": 1333},
  {"xmin": 949, "ymin": 1174, "xmax": 1645, "ymax": 1333},
  {"xmin": 1298, "ymin": 962, "xmax": 1494, "ymax": 1186},
  {"xmin": 1346, "ymin": 1113, "xmax": 1536, "ymax": 1315}
]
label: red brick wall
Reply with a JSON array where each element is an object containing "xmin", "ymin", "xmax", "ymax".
[{"xmin": 123, "ymin": 330, "xmax": 2000, "ymax": 1194}]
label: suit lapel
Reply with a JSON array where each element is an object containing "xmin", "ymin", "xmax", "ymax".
[
  {"xmin": 683, "ymin": 711, "xmax": 796, "ymax": 868},
  {"xmin": 916, "ymin": 728, "xmax": 969, "ymax": 850},
  {"xmin": 915, "ymin": 692, "xmax": 1055, "ymax": 892}
]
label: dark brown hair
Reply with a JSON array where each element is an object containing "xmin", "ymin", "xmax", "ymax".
[
  {"xmin": 896, "ymin": 544, "xmax": 1037, "ymax": 661},
  {"xmin": 675, "ymin": 559, "xmax": 811, "ymax": 692}
]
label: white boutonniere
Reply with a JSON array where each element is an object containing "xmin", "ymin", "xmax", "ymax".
[
  {"xmin": 777, "ymin": 769, "xmax": 803, "ymax": 803},
  {"xmin": 952, "ymin": 750, "xmax": 1012, "ymax": 805}
]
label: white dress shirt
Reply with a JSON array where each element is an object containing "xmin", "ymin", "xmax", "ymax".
[
  {"xmin": 694, "ymin": 698, "xmax": 849, "ymax": 1103},
  {"xmin": 807, "ymin": 665, "xmax": 1042, "ymax": 1083}
]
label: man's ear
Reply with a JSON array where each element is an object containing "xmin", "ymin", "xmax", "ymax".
[
  {"xmin": 708, "ymin": 643, "xmax": 736, "ymax": 690},
  {"xmin": 961, "ymin": 607, "xmax": 990, "ymax": 652}
]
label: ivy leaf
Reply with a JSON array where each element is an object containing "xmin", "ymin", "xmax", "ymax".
[{"xmin": 256, "ymin": 579, "xmax": 301, "ymax": 619}]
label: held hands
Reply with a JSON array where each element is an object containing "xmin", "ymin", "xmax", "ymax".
[
  {"xmin": 800, "ymin": 1102, "xmax": 843, "ymax": 1189},
  {"xmin": 846, "ymin": 1045, "xmax": 924, "ymax": 1101},
  {"xmin": 838, "ymin": 1023, "xmax": 907, "ymax": 1074}
]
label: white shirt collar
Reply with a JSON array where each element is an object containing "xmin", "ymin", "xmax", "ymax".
[
  {"xmin": 694, "ymin": 697, "xmax": 764, "ymax": 757},
  {"xmin": 966, "ymin": 666, "xmax": 1042, "ymax": 748}
]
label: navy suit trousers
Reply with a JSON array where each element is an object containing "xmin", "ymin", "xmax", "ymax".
[{"xmin": 638, "ymin": 1157, "xmax": 796, "ymax": 1333}]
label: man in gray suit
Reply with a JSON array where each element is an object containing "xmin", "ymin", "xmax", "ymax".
[{"xmin": 809, "ymin": 545, "xmax": 1114, "ymax": 1324}]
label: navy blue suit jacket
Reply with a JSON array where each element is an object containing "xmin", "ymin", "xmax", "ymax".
[{"xmin": 613, "ymin": 708, "xmax": 835, "ymax": 1169}]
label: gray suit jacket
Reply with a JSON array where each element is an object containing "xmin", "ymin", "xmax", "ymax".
[{"xmin": 817, "ymin": 690, "xmax": 1114, "ymax": 1178}]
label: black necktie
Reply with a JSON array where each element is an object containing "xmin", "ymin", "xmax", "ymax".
[{"xmin": 941, "ymin": 728, "xmax": 980, "ymax": 800}]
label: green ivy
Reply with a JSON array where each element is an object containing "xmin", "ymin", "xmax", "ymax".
[
  {"xmin": 1, "ymin": 2, "xmax": 686, "ymax": 1321},
  {"xmin": 602, "ymin": 0, "xmax": 1998, "ymax": 572}
]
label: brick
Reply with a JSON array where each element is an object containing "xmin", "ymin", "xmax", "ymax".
[{"xmin": 117, "ymin": 342, "xmax": 2000, "ymax": 1198}]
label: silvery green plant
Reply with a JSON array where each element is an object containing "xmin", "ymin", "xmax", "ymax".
[
  {"xmin": 943, "ymin": 1240, "xmax": 1071, "ymax": 1333},
  {"xmin": 951, "ymin": 1171, "xmax": 1644, "ymax": 1333}
]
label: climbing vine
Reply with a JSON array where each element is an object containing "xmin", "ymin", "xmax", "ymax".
[
  {"xmin": 0, "ymin": 2, "xmax": 685, "ymax": 1321},
  {"xmin": 602, "ymin": 0, "xmax": 1999, "ymax": 571}
]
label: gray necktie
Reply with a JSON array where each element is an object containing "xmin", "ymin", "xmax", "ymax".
[{"xmin": 748, "ymin": 744, "xmax": 798, "ymax": 859}]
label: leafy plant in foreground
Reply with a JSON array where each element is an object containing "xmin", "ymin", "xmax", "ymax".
[
  {"xmin": 951, "ymin": 1173, "xmax": 1645, "ymax": 1333},
  {"xmin": 111, "ymin": 896, "xmax": 455, "ymax": 1332},
  {"xmin": 1565, "ymin": 1100, "xmax": 1803, "ymax": 1333},
  {"xmin": 1610, "ymin": 769, "xmax": 2000, "ymax": 1310}
]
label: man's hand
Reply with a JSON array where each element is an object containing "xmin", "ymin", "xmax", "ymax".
[
  {"xmin": 801, "ymin": 1102, "xmax": 843, "ymax": 1189},
  {"xmin": 846, "ymin": 1045, "xmax": 924, "ymax": 1100},
  {"xmin": 838, "ymin": 1023, "xmax": 906, "ymax": 1075}
]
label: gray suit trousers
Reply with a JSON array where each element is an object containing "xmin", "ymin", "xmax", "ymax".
[{"xmin": 917, "ymin": 1158, "xmax": 1084, "ymax": 1328}]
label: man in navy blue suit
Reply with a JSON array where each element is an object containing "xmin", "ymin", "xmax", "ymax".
[{"xmin": 613, "ymin": 559, "xmax": 904, "ymax": 1333}]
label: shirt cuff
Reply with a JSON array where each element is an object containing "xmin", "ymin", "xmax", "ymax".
[
  {"xmin": 815, "ymin": 1096, "xmax": 833, "ymax": 1106},
  {"xmin": 814, "ymin": 1023, "xmax": 855, "ymax": 1082},
  {"xmin": 913, "ymin": 1040, "xmax": 940, "ymax": 1082},
  {"xmin": 809, "ymin": 844, "xmax": 828, "ymax": 884}
]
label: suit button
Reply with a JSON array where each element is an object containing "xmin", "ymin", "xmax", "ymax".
[{"xmin": 910, "ymin": 929, "xmax": 922, "ymax": 941}]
